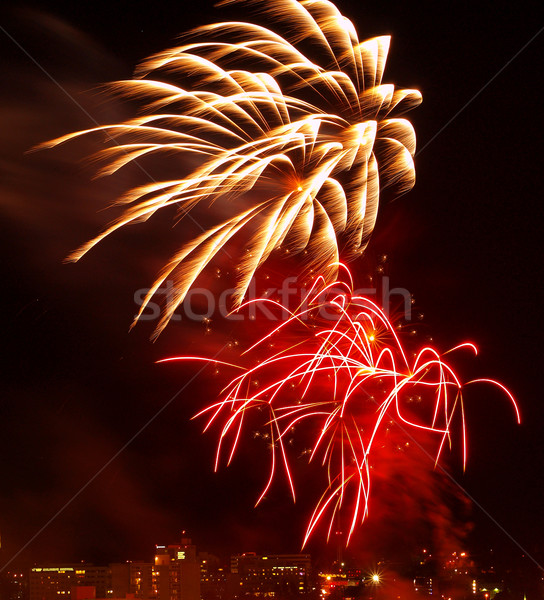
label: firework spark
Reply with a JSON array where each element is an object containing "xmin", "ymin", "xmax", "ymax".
[
  {"xmin": 41, "ymin": 0, "xmax": 421, "ymax": 336},
  {"xmin": 159, "ymin": 266, "xmax": 520, "ymax": 545}
]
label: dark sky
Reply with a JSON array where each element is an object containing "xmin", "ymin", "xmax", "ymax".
[{"xmin": 1, "ymin": 0, "xmax": 543, "ymax": 577}]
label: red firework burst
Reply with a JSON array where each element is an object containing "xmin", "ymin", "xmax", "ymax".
[{"xmin": 160, "ymin": 265, "xmax": 520, "ymax": 545}]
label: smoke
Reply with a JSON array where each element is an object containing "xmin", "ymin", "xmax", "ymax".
[
  {"xmin": 0, "ymin": 8, "xmax": 200, "ymax": 566},
  {"xmin": 295, "ymin": 422, "xmax": 474, "ymax": 580},
  {"xmin": 1, "ymin": 7, "xmax": 134, "ymax": 275}
]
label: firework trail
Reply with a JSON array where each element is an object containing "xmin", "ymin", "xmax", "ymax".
[
  {"xmin": 159, "ymin": 266, "xmax": 520, "ymax": 545},
  {"xmin": 41, "ymin": 0, "xmax": 421, "ymax": 336}
]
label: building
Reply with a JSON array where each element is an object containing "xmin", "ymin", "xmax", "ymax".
[
  {"xmin": 413, "ymin": 576, "xmax": 433, "ymax": 595},
  {"xmin": 29, "ymin": 566, "xmax": 112, "ymax": 600},
  {"xmin": 198, "ymin": 552, "xmax": 231, "ymax": 600},
  {"xmin": 29, "ymin": 566, "xmax": 74, "ymax": 600},
  {"xmin": 1, "ymin": 571, "xmax": 28, "ymax": 600},
  {"xmin": 230, "ymin": 553, "xmax": 311, "ymax": 598},
  {"xmin": 110, "ymin": 562, "xmax": 153, "ymax": 599},
  {"xmin": 154, "ymin": 535, "xmax": 200, "ymax": 600}
]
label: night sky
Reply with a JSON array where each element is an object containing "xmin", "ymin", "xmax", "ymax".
[{"xmin": 1, "ymin": 0, "xmax": 543, "ymax": 577}]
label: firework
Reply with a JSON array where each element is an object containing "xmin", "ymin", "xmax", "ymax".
[
  {"xmin": 41, "ymin": 0, "xmax": 421, "ymax": 336},
  {"xmin": 159, "ymin": 266, "xmax": 520, "ymax": 545}
]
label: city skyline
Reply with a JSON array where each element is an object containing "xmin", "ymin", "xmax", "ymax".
[{"xmin": 1, "ymin": 533, "xmax": 541, "ymax": 598}]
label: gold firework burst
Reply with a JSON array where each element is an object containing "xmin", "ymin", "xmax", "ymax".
[{"xmin": 44, "ymin": 0, "xmax": 421, "ymax": 335}]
